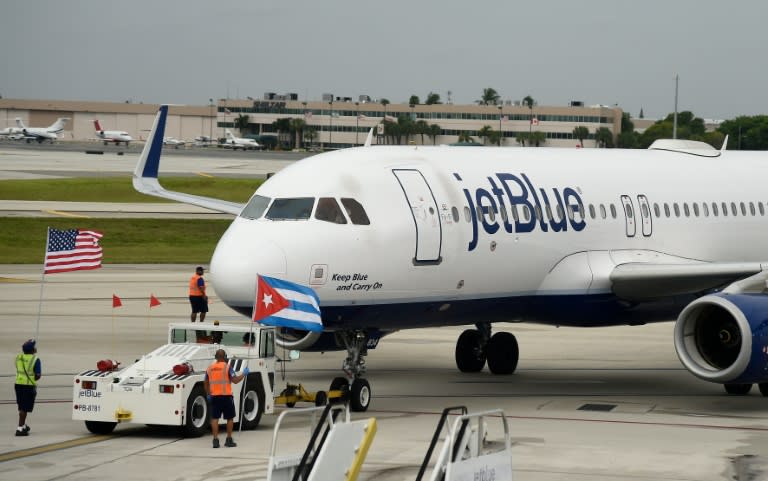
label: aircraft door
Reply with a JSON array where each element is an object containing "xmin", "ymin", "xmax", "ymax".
[
  {"xmin": 620, "ymin": 195, "xmax": 636, "ymax": 237},
  {"xmin": 637, "ymin": 194, "xmax": 652, "ymax": 237},
  {"xmin": 392, "ymin": 169, "xmax": 442, "ymax": 264}
]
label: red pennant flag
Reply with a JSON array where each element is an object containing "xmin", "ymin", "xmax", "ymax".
[
  {"xmin": 149, "ymin": 294, "xmax": 161, "ymax": 307},
  {"xmin": 253, "ymin": 275, "xmax": 290, "ymax": 321},
  {"xmin": 112, "ymin": 294, "xmax": 122, "ymax": 308}
]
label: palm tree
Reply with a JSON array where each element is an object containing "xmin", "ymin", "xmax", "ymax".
[
  {"xmin": 271, "ymin": 118, "xmax": 291, "ymax": 149},
  {"xmin": 380, "ymin": 98, "xmax": 390, "ymax": 119},
  {"xmin": 408, "ymin": 95, "xmax": 420, "ymax": 105},
  {"xmin": 522, "ymin": 95, "xmax": 535, "ymax": 136},
  {"xmin": 303, "ymin": 127, "xmax": 318, "ymax": 149},
  {"xmin": 416, "ymin": 120, "xmax": 429, "ymax": 144},
  {"xmin": 530, "ymin": 131, "xmax": 546, "ymax": 147},
  {"xmin": 477, "ymin": 125, "xmax": 493, "ymax": 145},
  {"xmin": 235, "ymin": 114, "xmax": 250, "ymax": 136},
  {"xmin": 516, "ymin": 132, "xmax": 529, "ymax": 147},
  {"xmin": 425, "ymin": 92, "xmax": 441, "ymax": 105},
  {"xmin": 595, "ymin": 127, "xmax": 614, "ymax": 148},
  {"xmin": 428, "ymin": 124, "xmax": 441, "ymax": 145},
  {"xmin": 573, "ymin": 126, "xmax": 589, "ymax": 147},
  {"xmin": 488, "ymin": 130, "xmax": 502, "ymax": 146},
  {"xmin": 478, "ymin": 88, "xmax": 500, "ymax": 106},
  {"xmin": 289, "ymin": 118, "xmax": 306, "ymax": 149},
  {"xmin": 457, "ymin": 131, "xmax": 474, "ymax": 143}
]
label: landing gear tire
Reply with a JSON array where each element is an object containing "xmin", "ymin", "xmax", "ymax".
[
  {"xmin": 486, "ymin": 332, "xmax": 519, "ymax": 375},
  {"xmin": 455, "ymin": 329, "xmax": 486, "ymax": 373},
  {"xmin": 724, "ymin": 383, "xmax": 752, "ymax": 395},
  {"xmin": 758, "ymin": 383, "xmax": 768, "ymax": 396},
  {"xmin": 184, "ymin": 385, "xmax": 210, "ymax": 437},
  {"xmin": 85, "ymin": 420, "xmax": 117, "ymax": 435},
  {"xmin": 315, "ymin": 390, "xmax": 328, "ymax": 407},
  {"xmin": 350, "ymin": 378, "xmax": 371, "ymax": 412},
  {"xmin": 238, "ymin": 378, "xmax": 265, "ymax": 430}
]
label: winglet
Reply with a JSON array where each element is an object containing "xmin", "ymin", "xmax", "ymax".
[
  {"xmin": 721, "ymin": 135, "xmax": 728, "ymax": 152},
  {"xmin": 363, "ymin": 127, "xmax": 374, "ymax": 147},
  {"xmin": 132, "ymin": 105, "xmax": 244, "ymax": 215}
]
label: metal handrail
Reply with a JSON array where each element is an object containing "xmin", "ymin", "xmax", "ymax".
[{"xmin": 415, "ymin": 406, "xmax": 467, "ymax": 481}]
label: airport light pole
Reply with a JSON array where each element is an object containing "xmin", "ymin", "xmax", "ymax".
[
  {"xmin": 497, "ymin": 105, "xmax": 502, "ymax": 146},
  {"xmin": 355, "ymin": 101, "xmax": 360, "ymax": 145},
  {"xmin": 328, "ymin": 100, "xmax": 333, "ymax": 149},
  {"xmin": 209, "ymin": 98, "xmax": 214, "ymax": 142}
]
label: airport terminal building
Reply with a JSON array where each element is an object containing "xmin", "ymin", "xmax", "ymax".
[{"xmin": 0, "ymin": 97, "xmax": 622, "ymax": 148}]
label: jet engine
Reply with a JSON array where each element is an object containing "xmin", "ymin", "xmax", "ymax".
[
  {"xmin": 674, "ymin": 293, "xmax": 768, "ymax": 384},
  {"xmin": 275, "ymin": 327, "xmax": 388, "ymax": 352}
]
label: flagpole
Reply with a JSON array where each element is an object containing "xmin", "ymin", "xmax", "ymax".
[
  {"xmin": 238, "ymin": 295, "xmax": 259, "ymax": 433},
  {"xmin": 35, "ymin": 227, "xmax": 52, "ymax": 340}
]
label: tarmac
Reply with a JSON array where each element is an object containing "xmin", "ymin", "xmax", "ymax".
[{"xmin": 1, "ymin": 145, "xmax": 767, "ymax": 480}]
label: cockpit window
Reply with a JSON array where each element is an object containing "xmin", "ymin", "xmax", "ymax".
[
  {"xmin": 341, "ymin": 198, "xmax": 370, "ymax": 225},
  {"xmin": 266, "ymin": 198, "xmax": 314, "ymax": 220},
  {"xmin": 315, "ymin": 198, "xmax": 348, "ymax": 224},
  {"xmin": 240, "ymin": 194, "xmax": 271, "ymax": 219}
]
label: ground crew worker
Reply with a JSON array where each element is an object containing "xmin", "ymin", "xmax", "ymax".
[
  {"xmin": 189, "ymin": 266, "xmax": 208, "ymax": 323},
  {"xmin": 204, "ymin": 349, "xmax": 249, "ymax": 448},
  {"xmin": 15, "ymin": 339, "xmax": 41, "ymax": 436}
]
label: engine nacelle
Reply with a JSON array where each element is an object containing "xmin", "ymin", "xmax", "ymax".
[
  {"xmin": 674, "ymin": 293, "xmax": 768, "ymax": 384},
  {"xmin": 275, "ymin": 328, "xmax": 388, "ymax": 352}
]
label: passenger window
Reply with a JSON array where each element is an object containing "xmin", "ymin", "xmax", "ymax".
[
  {"xmin": 722, "ymin": 202, "xmax": 728, "ymax": 216},
  {"xmin": 683, "ymin": 203, "xmax": 690, "ymax": 217},
  {"xmin": 451, "ymin": 206, "xmax": 460, "ymax": 223},
  {"xmin": 760, "ymin": 203, "xmax": 765, "ymax": 216},
  {"xmin": 500, "ymin": 206, "xmax": 508, "ymax": 223},
  {"xmin": 464, "ymin": 206, "xmax": 471, "ymax": 223},
  {"xmin": 487, "ymin": 205, "xmax": 496, "ymax": 222},
  {"xmin": 693, "ymin": 203, "xmax": 699, "ymax": 217},
  {"xmin": 750, "ymin": 202, "xmax": 756, "ymax": 216},
  {"xmin": 315, "ymin": 198, "xmax": 347, "ymax": 224},
  {"xmin": 557, "ymin": 204, "xmax": 565, "ymax": 220},
  {"xmin": 534, "ymin": 205, "xmax": 542, "ymax": 221},
  {"xmin": 702, "ymin": 203, "xmax": 709, "ymax": 217},
  {"xmin": 589, "ymin": 204, "xmax": 596, "ymax": 219},
  {"xmin": 740, "ymin": 202, "xmax": 746, "ymax": 216},
  {"xmin": 522, "ymin": 205, "xmax": 531, "ymax": 221},
  {"xmin": 567, "ymin": 205, "xmax": 574, "ymax": 221},
  {"xmin": 664, "ymin": 203, "xmax": 670, "ymax": 217},
  {"xmin": 510, "ymin": 204, "xmax": 519, "ymax": 222},
  {"xmin": 625, "ymin": 204, "xmax": 633, "ymax": 219},
  {"xmin": 240, "ymin": 194, "xmax": 271, "ymax": 220},
  {"xmin": 610, "ymin": 204, "xmax": 617, "ymax": 219},
  {"xmin": 673, "ymin": 203, "xmax": 680, "ymax": 217},
  {"xmin": 545, "ymin": 205, "xmax": 553, "ymax": 221},
  {"xmin": 712, "ymin": 203, "xmax": 718, "ymax": 216},
  {"xmin": 266, "ymin": 197, "xmax": 314, "ymax": 220},
  {"xmin": 731, "ymin": 202, "xmax": 737, "ymax": 216},
  {"xmin": 341, "ymin": 198, "xmax": 370, "ymax": 225},
  {"xmin": 653, "ymin": 203, "xmax": 660, "ymax": 218},
  {"xmin": 641, "ymin": 203, "xmax": 649, "ymax": 218},
  {"xmin": 600, "ymin": 204, "xmax": 606, "ymax": 219}
]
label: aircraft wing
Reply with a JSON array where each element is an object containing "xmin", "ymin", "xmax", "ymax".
[
  {"xmin": 610, "ymin": 261, "xmax": 765, "ymax": 301},
  {"xmin": 132, "ymin": 105, "xmax": 244, "ymax": 216}
]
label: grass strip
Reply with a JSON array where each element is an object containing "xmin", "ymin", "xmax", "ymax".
[
  {"xmin": 0, "ymin": 177, "xmax": 262, "ymax": 203},
  {"xmin": 0, "ymin": 218, "xmax": 231, "ymax": 264}
]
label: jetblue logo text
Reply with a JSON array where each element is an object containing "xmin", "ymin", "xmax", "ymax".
[{"xmin": 458, "ymin": 172, "xmax": 586, "ymax": 251}]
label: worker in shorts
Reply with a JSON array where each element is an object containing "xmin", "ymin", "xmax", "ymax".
[
  {"xmin": 204, "ymin": 349, "xmax": 249, "ymax": 448},
  {"xmin": 189, "ymin": 266, "xmax": 208, "ymax": 323},
  {"xmin": 15, "ymin": 339, "xmax": 41, "ymax": 436}
]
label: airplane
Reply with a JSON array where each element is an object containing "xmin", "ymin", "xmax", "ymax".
[
  {"xmin": 18, "ymin": 117, "xmax": 69, "ymax": 143},
  {"xmin": 221, "ymin": 128, "xmax": 261, "ymax": 150},
  {"xmin": 134, "ymin": 105, "xmax": 768, "ymax": 411},
  {"xmin": 163, "ymin": 136, "xmax": 185, "ymax": 148},
  {"xmin": 93, "ymin": 120, "xmax": 133, "ymax": 146}
]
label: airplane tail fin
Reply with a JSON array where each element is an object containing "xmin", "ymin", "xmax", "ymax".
[
  {"xmin": 48, "ymin": 118, "xmax": 69, "ymax": 133},
  {"xmin": 721, "ymin": 135, "xmax": 729, "ymax": 152},
  {"xmin": 94, "ymin": 119, "xmax": 103, "ymax": 132},
  {"xmin": 15, "ymin": 118, "xmax": 26, "ymax": 129},
  {"xmin": 225, "ymin": 129, "xmax": 235, "ymax": 140}
]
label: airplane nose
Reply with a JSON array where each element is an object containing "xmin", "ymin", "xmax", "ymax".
[{"xmin": 210, "ymin": 220, "xmax": 287, "ymax": 313}]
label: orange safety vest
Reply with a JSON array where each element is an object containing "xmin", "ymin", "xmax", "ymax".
[
  {"xmin": 206, "ymin": 361, "xmax": 232, "ymax": 396},
  {"xmin": 189, "ymin": 274, "xmax": 204, "ymax": 296}
]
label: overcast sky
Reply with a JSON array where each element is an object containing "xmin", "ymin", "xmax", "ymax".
[{"xmin": 2, "ymin": 1, "xmax": 767, "ymax": 120}]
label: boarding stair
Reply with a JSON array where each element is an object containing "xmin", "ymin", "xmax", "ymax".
[
  {"xmin": 266, "ymin": 404, "xmax": 377, "ymax": 481},
  {"xmin": 416, "ymin": 406, "xmax": 513, "ymax": 481}
]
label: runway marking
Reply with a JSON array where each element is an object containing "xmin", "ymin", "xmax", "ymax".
[
  {"xmin": 0, "ymin": 277, "xmax": 35, "ymax": 283},
  {"xmin": 43, "ymin": 209, "xmax": 90, "ymax": 218},
  {"xmin": 196, "ymin": 172, "xmax": 213, "ymax": 178},
  {"xmin": 0, "ymin": 434, "xmax": 113, "ymax": 463}
]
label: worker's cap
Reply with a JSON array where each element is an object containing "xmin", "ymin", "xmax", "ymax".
[{"xmin": 22, "ymin": 339, "xmax": 36, "ymax": 353}]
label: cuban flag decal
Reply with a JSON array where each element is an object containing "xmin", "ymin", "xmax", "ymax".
[{"xmin": 252, "ymin": 275, "xmax": 323, "ymax": 332}]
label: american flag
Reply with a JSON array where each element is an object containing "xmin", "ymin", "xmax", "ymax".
[
  {"xmin": 44, "ymin": 228, "xmax": 103, "ymax": 274},
  {"xmin": 304, "ymin": 110, "xmax": 313, "ymax": 119}
]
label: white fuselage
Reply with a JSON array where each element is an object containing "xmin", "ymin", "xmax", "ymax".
[{"xmin": 210, "ymin": 145, "xmax": 768, "ymax": 330}]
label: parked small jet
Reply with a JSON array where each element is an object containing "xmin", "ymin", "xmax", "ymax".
[
  {"xmin": 93, "ymin": 120, "xmax": 132, "ymax": 146},
  {"xmin": 221, "ymin": 129, "xmax": 260, "ymax": 150},
  {"xmin": 19, "ymin": 117, "xmax": 69, "ymax": 143}
]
